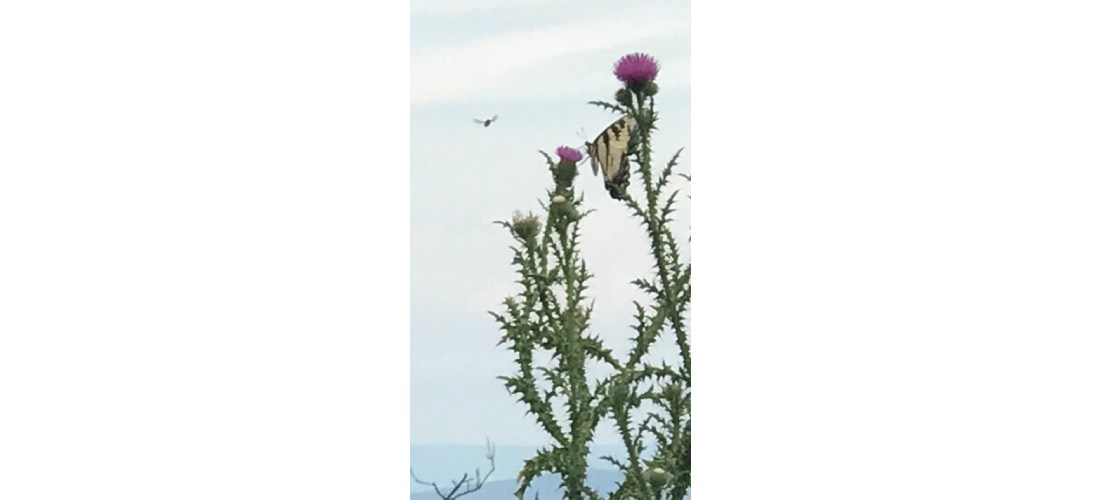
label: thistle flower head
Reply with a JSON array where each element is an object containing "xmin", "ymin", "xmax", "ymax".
[
  {"xmin": 551, "ymin": 149, "xmax": 579, "ymax": 189},
  {"xmin": 614, "ymin": 52, "xmax": 660, "ymax": 88},
  {"xmin": 510, "ymin": 210, "xmax": 541, "ymax": 242},
  {"xmin": 556, "ymin": 146, "xmax": 583, "ymax": 163}
]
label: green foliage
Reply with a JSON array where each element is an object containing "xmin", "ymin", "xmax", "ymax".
[{"xmin": 494, "ymin": 68, "xmax": 691, "ymax": 500}]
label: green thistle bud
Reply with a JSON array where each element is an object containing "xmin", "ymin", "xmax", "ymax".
[
  {"xmin": 552, "ymin": 160, "xmax": 578, "ymax": 190},
  {"xmin": 642, "ymin": 81, "xmax": 659, "ymax": 97},
  {"xmin": 643, "ymin": 467, "xmax": 670, "ymax": 488},
  {"xmin": 615, "ymin": 88, "xmax": 633, "ymax": 107},
  {"xmin": 550, "ymin": 197, "xmax": 580, "ymax": 226}
]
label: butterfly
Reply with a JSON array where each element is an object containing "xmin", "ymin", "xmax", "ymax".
[
  {"xmin": 585, "ymin": 115, "xmax": 636, "ymax": 200},
  {"xmin": 473, "ymin": 115, "xmax": 499, "ymax": 127}
]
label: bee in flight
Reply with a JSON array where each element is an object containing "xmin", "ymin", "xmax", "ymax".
[{"xmin": 473, "ymin": 115, "xmax": 499, "ymax": 128}]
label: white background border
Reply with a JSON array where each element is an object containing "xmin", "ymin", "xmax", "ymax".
[
  {"xmin": 703, "ymin": 1, "xmax": 1100, "ymax": 498},
  {"xmin": 2, "ymin": 1, "xmax": 408, "ymax": 498}
]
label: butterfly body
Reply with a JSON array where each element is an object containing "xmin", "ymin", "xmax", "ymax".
[{"xmin": 585, "ymin": 115, "xmax": 636, "ymax": 200}]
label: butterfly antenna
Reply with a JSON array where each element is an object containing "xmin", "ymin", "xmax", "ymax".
[{"xmin": 576, "ymin": 128, "xmax": 592, "ymax": 161}]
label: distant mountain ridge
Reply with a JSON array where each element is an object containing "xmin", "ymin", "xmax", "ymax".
[
  {"xmin": 410, "ymin": 467, "xmax": 690, "ymax": 500},
  {"xmin": 410, "ymin": 444, "xmax": 689, "ymax": 499},
  {"xmin": 411, "ymin": 468, "xmax": 618, "ymax": 500},
  {"xmin": 411, "ymin": 444, "xmax": 628, "ymax": 493}
]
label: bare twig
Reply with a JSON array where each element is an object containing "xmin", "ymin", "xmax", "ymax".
[{"xmin": 411, "ymin": 438, "xmax": 497, "ymax": 500}]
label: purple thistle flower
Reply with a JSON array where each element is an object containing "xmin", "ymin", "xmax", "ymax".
[
  {"xmin": 614, "ymin": 53, "xmax": 660, "ymax": 87},
  {"xmin": 556, "ymin": 146, "xmax": 583, "ymax": 163}
]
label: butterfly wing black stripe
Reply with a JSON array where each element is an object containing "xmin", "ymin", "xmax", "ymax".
[{"xmin": 586, "ymin": 116, "xmax": 636, "ymax": 199}]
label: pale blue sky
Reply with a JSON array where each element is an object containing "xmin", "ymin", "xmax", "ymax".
[{"xmin": 411, "ymin": 0, "xmax": 691, "ymax": 445}]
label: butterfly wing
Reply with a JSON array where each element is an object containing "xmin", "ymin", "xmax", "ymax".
[
  {"xmin": 585, "ymin": 140, "xmax": 599, "ymax": 176},
  {"xmin": 588, "ymin": 116, "xmax": 636, "ymax": 199}
]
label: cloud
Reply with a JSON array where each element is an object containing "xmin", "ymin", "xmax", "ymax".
[
  {"xmin": 412, "ymin": 5, "xmax": 688, "ymax": 105},
  {"xmin": 412, "ymin": 0, "xmax": 555, "ymax": 16}
]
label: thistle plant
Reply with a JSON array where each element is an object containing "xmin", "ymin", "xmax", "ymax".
[
  {"xmin": 493, "ymin": 145, "xmax": 613, "ymax": 500},
  {"xmin": 493, "ymin": 53, "xmax": 690, "ymax": 500}
]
